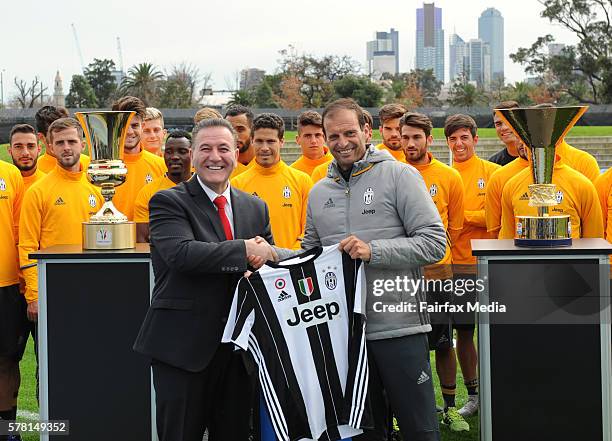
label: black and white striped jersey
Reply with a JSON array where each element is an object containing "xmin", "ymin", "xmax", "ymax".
[{"xmin": 222, "ymin": 245, "xmax": 370, "ymax": 441}]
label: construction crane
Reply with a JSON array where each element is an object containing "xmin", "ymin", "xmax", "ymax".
[
  {"xmin": 71, "ymin": 23, "xmax": 86, "ymax": 73},
  {"xmin": 116, "ymin": 37, "xmax": 125, "ymax": 73}
]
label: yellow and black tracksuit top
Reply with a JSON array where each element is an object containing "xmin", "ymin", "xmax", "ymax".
[
  {"xmin": 231, "ymin": 161, "xmax": 248, "ymax": 179},
  {"xmin": 453, "ymin": 155, "xmax": 500, "ymax": 266},
  {"xmin": 134, "ymin": 175, "xmax": 176, "ymax": 223},
  {"xmin": 18, "ymin": 166, "xmax": 103, "ymax": 303},
  {"xmin": 376, "ymin": 143, "xmax": 405, "ymax": 162},
  {"xmin": 23, "ymin": 168, "xmax": 46, "ymax": 193},
  {"xmin": 290, "ymin": 148, "xmax": 334, "ymax": 177},
  {"xmin": 557, "ymin": 140, "xmax": 600, "ymax": 182},
  {"xmin": 412, "ymin": 152, "xmax": 464, "ymax": 279},
  {"xmin": 485, "ymin": 157, "xmax": 529, "ymax": 235},
  {"xmin": 231, "ymin": 160, "xmax": 313, "ymax": 249},
  {"xmin": 500, "ymin": 156, "xmax": 603, "ymax": 240},
  {"xmin": 113, "ymin": 149, "xmax": 166, "ymax": 221},
  {"xmin": 0, "ymin": 161, "xmax": 24, "ymax": 288},
  {"xmin": 311, "ymin": 158, "xmax": 334, "ymax": 183},
  {"xmin": 38, "ymin": 153, "xmax": 90, "ymax": 174}
]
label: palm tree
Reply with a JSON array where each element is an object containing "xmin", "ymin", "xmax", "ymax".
[
  {"xmin": 449, "ymin": 75, "xmax": 487, "ymax": 108},
  {"xmin": 120, "ymin": 63, "xmax": 164, "ymax": 105}
]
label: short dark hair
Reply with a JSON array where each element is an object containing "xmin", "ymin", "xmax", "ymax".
[
  {"xmin": 297, "ymin": 110, "xmax": 323, "ymax": 133},
  {"xmin": 379, "ymin": 103, "xmax": 408, "ymax": 123},
  {"xmin": 9, "ymin": 124, "xmax": 37, "ymax": 144},
  {"xmin": 224, "ymin": 105, "xmax": 254, "ymax": 126},
  {"xmin": 35, "ymin": 105, "xmax": 69, "ymax": 136},
  {"xmin": 166, "ymin": 129, "xmax": 192, "ymax": 144},
  {"xmin": 252, "ymin": 113, "xmax": 285, "ymax": 139},
  {"xmin": 444, "ymin": 114, "xmax": 478, "ymax": 138},
  {"xmin": 322, "ymin": 98, "xmax": 365, "ymax": 134},
  {"xmin": 493, "ymin": 100, "xmax": 519, "ymax": 116},
  {"xmin": 362, "ymin": 109, "xmax": 373, "ymax": 129},
  {"xmin": 192, "ymin": 118, "xmax": 237, "ymax": 148},
  {"xmin": 47, "ymin": 117, "xmax": 84, "ymax": 144},
  {"xmin": 399, "ymin": 112, "xmax": 434, "ymax": 137},
  {"xmin": 111, "ymin": 96, "xmax": 146, "ymax": 119}
]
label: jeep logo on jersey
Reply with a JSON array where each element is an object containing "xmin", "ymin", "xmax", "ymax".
[
  {"xmin": 274, "ymin": 278, "xmax": 286, "ymax": 290},
  {"xmin": 556, "ymin": 191, "xmax": 564, "ymax": 204},
  {"xmin": 88, "ymin": 194, "xmax": 97, "ymax": 208},
  {"xmin": 477, "ymin": 178, "xmax": 485, "ymax": 189},
  {"xmin": 363, "ymin": 187, "xmax": 374, "ymax": 205},
  {"xmin": 286, "ymin": 299, "xmax": 340, "ymax": 327},
  {"xmin": 325, "ymin": 272, "xmax": 337, "ymax": 290},
  {"xmin": 298, "ymin": 277, "xmax": 314, "ymax": 296},
  {"xmin": 429, "ymin": 184, "xmax": 438, "ymax": 197},
  {"xmin": 145, "ymin": 174, "xmax": 153, "ymax": 184},
  {"xmin": 282, "ymin": 186, "xmax": 291, "ymax": 199},
  {"xmin": 0, "ymin": 179, "xmax": 6, "ymax": 191}
]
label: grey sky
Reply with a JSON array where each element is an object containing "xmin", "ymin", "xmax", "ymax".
[{"xmin": 2, "ymin": 0, "xmax": 578, "ymax": 103}]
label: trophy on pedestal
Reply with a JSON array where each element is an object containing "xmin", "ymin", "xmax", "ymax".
[
  {"xmin": 76, "ymin": 111, "xmax": 136, "ymax": 250},
  {"xmin": 495, "ymin": 105, "xmax": 588, "ymax": 247}
]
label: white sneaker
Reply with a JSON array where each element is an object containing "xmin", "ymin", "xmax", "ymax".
[{"xmin": 458, "ymin": 395, "xmax": 479, "ymax": 417}]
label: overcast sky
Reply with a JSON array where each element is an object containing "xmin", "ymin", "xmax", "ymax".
[{"xmin": 1, "ymin": 0, "xmax": 578, "ymax": 103}]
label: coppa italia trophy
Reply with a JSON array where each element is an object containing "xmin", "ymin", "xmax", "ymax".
[
  {"xmin": 76, "ymin": 111, "xmax": 136, "ymax": 249},
  {"xmin": 495, "ymin": 106, "xmax": 588, "ymax": 247}
]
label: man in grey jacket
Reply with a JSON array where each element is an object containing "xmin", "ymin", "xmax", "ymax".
[{"xmin": 275, "ymin": 98, "xmax": 446, "ymax": 440}]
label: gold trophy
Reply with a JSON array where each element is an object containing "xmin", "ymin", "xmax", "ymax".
[
  {"xmin": 76, "ymin": 111, "xmax": 136, "ymax": 249},
  {"xmin": 495, "ymin": 106, "xmax": 588, "ymax": 247}
]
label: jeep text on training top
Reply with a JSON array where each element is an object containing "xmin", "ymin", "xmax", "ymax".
[{"xmin": 222, "ymin": 245, "xmax": 370, "ymax": 441}]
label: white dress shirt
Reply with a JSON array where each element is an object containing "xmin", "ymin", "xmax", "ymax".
[{"xmin": 197, "ymin": 176, "xmax": 235, "ymax": 237}]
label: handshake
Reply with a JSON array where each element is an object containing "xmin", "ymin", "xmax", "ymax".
[{"xmin": 245, "ymin": 237, "xmax": 278, "ymax": 270}]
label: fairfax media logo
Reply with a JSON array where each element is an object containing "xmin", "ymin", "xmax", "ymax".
[
  {"xmin": 0, "ymin": 178, "xmax": 6, "ymax": 191},
  {"xmin": 323, "ymin": 198, "xmax": 335, "ymax": 209}
]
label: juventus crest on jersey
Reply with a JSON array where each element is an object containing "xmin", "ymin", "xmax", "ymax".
[{"xmin": 222, "ymin": 246, "xmax": 371, "ymax": 441}]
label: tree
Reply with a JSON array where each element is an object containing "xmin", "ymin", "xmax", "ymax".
[
  {"xmin": 13, "ymin": 76, "xmax": 47, "ymax": 108},
  {"xmin": 119, "ymin": 63, "xmax": 164, "ymax": 105},
  {"xmin": 503, "ymin": 81, "xmax": 536, "ymax": 106},
  {"xmin": 158, "ymin": 63, "xmax": 204, "ymax": 108},
  {"xmin": 275, "ymin": 76, "xmax": 304, "ymax": 109},
  {"xmin": 277, "ymin": 45, "xmax": 361, "ymax": 107},
  {"xmin": 227, "ymin": 89, "xmax": 254, "ymax": 107},
  {"xmin": 382, "ymin": 69, "xmax": 442, "ymax": 106},
  {"xmin": 84, "ymin": 59, "xmax": 118, "ymax": 106},
  {"xmin": 448, "ymin": 75, "xmax": 487, "ymax": 108},
  {"xmin": 66, "ymin": 75, "xmax": 98, "ymax": 108},
  {"xmin": 510, "ymin": 0, "xmax": 612, "ymax": 104},
  {"xmin": 333, "ymin": 75, "xmax": 384, "ymax": 107}
]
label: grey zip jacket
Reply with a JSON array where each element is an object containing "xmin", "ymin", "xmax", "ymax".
[{"xmin": 278, "ymin": 146, "xmax": 446, "ymax": 340}]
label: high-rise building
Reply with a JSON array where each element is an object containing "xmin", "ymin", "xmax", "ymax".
[
  {"xmin": 366, "ymin": 28, "xmax": 399, "ymax": 80},
  {"xmin": 240, "ymin": 68, "xmax": 266, "ymax": 90},
  {"xmin": 416, "ymin": 3, "xmax": 445, "ymax": 83},
  {"xmin": 465, "ymin": 39, "xmax": 491, "ymax": 87},
  {"xmin": 478, "ymin": 7, "xmax": 504, "ymax": 81},
  {"xmin": 449, "ymin": 34, "xmax": 467, "ymax": 82},
  {"xmin": 52, "ymin": 71, "xmax": 65, "ymax": 107}
]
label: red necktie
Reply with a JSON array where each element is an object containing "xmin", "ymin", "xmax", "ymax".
[{"xmin": 213, "ymin": 195, "xmax": 233, "ymax": 240}]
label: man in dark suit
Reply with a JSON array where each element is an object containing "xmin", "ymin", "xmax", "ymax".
[{"xmin": 134, "ymin": 118, "xmax": 276, "ymax": 441}]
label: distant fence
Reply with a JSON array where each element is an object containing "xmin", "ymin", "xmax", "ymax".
[{"xmin": 1, "ymin": 105, "xmax": 612, "ymax": 144}]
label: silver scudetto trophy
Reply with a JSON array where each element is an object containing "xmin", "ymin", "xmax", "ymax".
[
  {"xmin": 76, "ymin": 111, "xmax": 136, "ymax": 249},
  {"xmin": 495, "ymin": 105, "xmax": 588, "ymax": 247}
]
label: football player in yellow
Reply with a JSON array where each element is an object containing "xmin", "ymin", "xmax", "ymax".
[
  {"xmin": 232, "ymin": 113, "xmax": 312, "ymax": 249},
  {"xmin": 377, "ymin": 103, "xmax": 408, "ymax": 161},
  {"xmin": 35, "ymin": 105, "xmax": 90, "ymax": 173},
  {"xmin": 224, "ymin": 105, "xmax": 254, "ymax": 177},
  {"xmin": 0, "ymin": 158, "xmax": 25, "ymax": 435},
  {"xmin": 141, "ymin": 107, "xmax": 167, "ymax": 156},
  {"xmin": 595, "ymin": 168, "xmax": 612, "ymax": 242},
  {"xmin": 290, "ymin": 111, "xmax": 333, "ymax": 176},
  {"xmin": 400, "ymin": 112, "xmax": 469, "ymax": 432},
  {"xmin": 110, "ymin": 97, "xmax": 166, "ymax": 221},
  {"xmin": 488, "ymin": 101, "xmax": 522, "ymax": 166},
  {"xmin": 19, "ymin": 117, "xmax": 103, "ymax": 323},
  {"xmin": 134, "ymin": 130, "xmax": 192, "ymax": 242},
  {"xmin": 7, "ymin": 124, "xmax": 46, "ymax": 191}
]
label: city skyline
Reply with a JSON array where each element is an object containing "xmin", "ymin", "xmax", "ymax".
[{"xmin": 1, "ymin": 0, "xmax": 580, "ymax": 103}]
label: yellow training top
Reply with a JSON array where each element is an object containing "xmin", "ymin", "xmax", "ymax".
[
  {"xmin": 290, "ymin": 148, "xmax": 334, "ymax": 177},
  {"xmin": 485, "ymin": 157, "xmax": 529, "ymax": 235},
  {"xmin": 557, "ymin": 140, "xmax": 600, "ymax": 182},
  {"xmin": 0, "ymin": 161, "xmax": 24, "ymax": 287},
  {"xmin": 18, "ymin": 166, "xmax": 103, "ymax": 303},
  {"xmin": 376, "ymin": 143, "xmax": 405, "ymax": 162},
  {"xmin": 134, "ymin": 175, "xmax": 177, "ymax": 223},
  {"xmin": 231, "ymin": 160, "xmax": 313, "ymax": 249},
  {"xmin": 38, "ymin": 153, "xmax": 90, "ymax": 174},
  {"xmin": 499, "ymin": 157, "xmax": 603, "ymax": 240},
  {"xmin": 113, "ymin": 149, "xmax": 166, "ymax": 221},
  {"xmin": 594, "ymin": 168, "xmax": 612, "ymax": 243},
  {"xmin": 231, "ymin": 161, "xmax": 248, "ymax": 179},
  {"xmin": 22, "ymin": 168, "xmax": 47, "ymax": 193},
  {"xmin": 452, "ymin": 155, "xmax": 500, "ymax": 265},
  {"xmin": 311, "ymin": 159, "xmax": 334, "ymax": 183}
]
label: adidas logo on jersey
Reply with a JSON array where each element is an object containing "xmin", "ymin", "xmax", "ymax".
[
  {"xmin": 54, "ymin": 197, "xmax": 66, "ymax": 206},
  {"xmin": 323, "ymin": 198, "xmax": 335, "ymax": 209},
  {"xmin": 277, "ymin": 291, "xmax": 291, "ymax": 302},
  {"xmin": 417, "ymin": 371, "xmax": 430, "ymax": 385},
  {"xmin": 286, "ymin": 299, "xmax": 340, "ymax": 328},
  {"xmin": 519, "ymin": 192, "xmax": 530, "ymax": 201}
]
